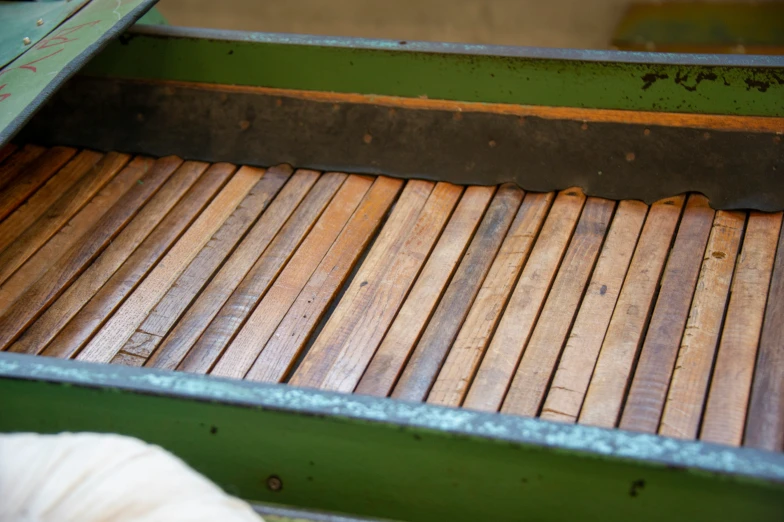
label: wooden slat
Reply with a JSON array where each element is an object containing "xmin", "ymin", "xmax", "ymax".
[
  {"xmin": 355, "ymin": 186, "xmax": 494, "ymax": 397},
  {"xmin": 211, "ymin": 175, "xmax": 372, "ymax": 379},
  {"xmin": 540, "ymin": 200, "xmax": 647, "ymax": 423},
  {"xmin": 658, "ymin": 210, "xmax": 745, "ymax": 440},
  {"xmin": 0, "ymin": 153, "xmax": 135, "ymax": 314},
  {"xmin": 110, "ymin": 166, "xmax": 289, "ymax": 364},
  {"xmin": 701, "ymin": 212, "xmax": 782, "ymax": 446},
  {"xmin": 284, "ymin": 180, "xmax": 434, "ymax": 389},
  {"xmin": 0, "ymin": 150, "xmax": 102, "ymax": 254},
  {"xmin": 579, "ymin": 196, "xmax": 685, "ymax": 428},
  {"xmin": 295, "ymin": 182, "xmax": 462, "ymax": 392},
  {"xmin": 173, "ymin": 171, "xmax": 343, "ymax": 373},
  {"xmin": 0, "ymin": 143, "xmax": 18, "ymax": 166},
  {"xmin": 4, "ymin": 159, "xmax": 199, "ymax": 355},
  {"xmin": 391, "ymin": 185, "xmax": 524, "ymax": 402},
  {"xmin": 0, "ymin": 145, "xmax": 45, "ymax": 194},
  {"xmin": 501, "ymin": 198, "xmax": 615, "ymax": 417},
  {"xmin": 425, "ymin": 191, "xmax": 554, "ymax": 406},
  {"xmin": 0, "ymin": 151, "xmax": 109, "ymax": 285},
  {"xmin": 744, "ymin": 220, "xmax": 784, "ymax": 452},
  {"xmin": 462, "ymin": 189, "xmax": 587, "ymax": 412},
  {"xmin": 74, "ymin": 164, "xmax": 260, "ymax": 364},
  {"xmin": 34, "ymin": 163, "xmax": 233, "ymax": 359},
  {"xmin": 0, "ymin": 156, "xmax": 182, "ymax": 350},
  {"xmin": 619, "ymin": 194, "xmax": 714, "ymax": 434},
  {"xmin": 244, "ymin": 177, "xmax": 403, "ymax": 384},
  {"xmin": 143, "ymin": 167, "xmax": 313, "ymax": 370},
  {"xmin": 0, "ymin": 146, "xmax": 74, "ymax": 221}
]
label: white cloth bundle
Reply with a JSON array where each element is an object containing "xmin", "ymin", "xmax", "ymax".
[{"xmin": 0, "ymin": 433, "xmax": 262, "ymax": 522}]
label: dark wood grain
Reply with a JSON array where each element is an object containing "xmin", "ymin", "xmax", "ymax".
[
  {"xmin": 112, "ymin": 166, "xmax": 291, "ymax": 363},
  {"xmin": 33, "ymin": 162, "xmax": 230, "ymax": 358},
  {"xmin": 0, "ymin": 156, "xmax": 182, "ymax": 350},
  {"xmin": 244, "ymin": 176, "xmax": 403, "ymax": 384},
  {"xmin": 211, "ymin": 174, "xmax": 372, "ymax": 379},
  {"xmin": 356, "ymin": 186, "xmax": 494, "ymax": 397},
  {"xmin": 462, "ymin": 189, "xmax": 586, "ymax": 412},
  {"xmin": 619, "ymin": 194, "xmax": 714, "ymax": 434},
  {"xmin": 0, "ymin": 150, "xmax": 107, "ymax": 285},
  {"xmin": 0, "ymin": 153, "xmax": 134, "ymax": 314},
  {"xmin": 501, "ymin": 197, "xmax": 615, "ymax": 417},
  {"xmin": 745, "ymin": 218, "xmax": 784, "ymax": 452},
  {"xmin": 0, "ymin": 146, "xmax": 70, "ymax": 220}
]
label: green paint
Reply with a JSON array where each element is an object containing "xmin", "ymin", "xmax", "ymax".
[
  {"xmin": 82, "ymin": 28, "xmax": 784, "ymax": 117},
  {"xmin": 0, "ymin": 1, "xmax": 89, "ymax": 70},
  {"xmin": 0, "ymin": 0, "xmax": 155, "ymax": 142},
  {"xmin": 1, "ymin": 377, "xmax": 782, "ymax": 522}
]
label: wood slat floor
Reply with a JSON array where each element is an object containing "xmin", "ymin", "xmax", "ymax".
[{"xmin": 1, "ymin": 144, "xmax": 783, "ymax": 452}]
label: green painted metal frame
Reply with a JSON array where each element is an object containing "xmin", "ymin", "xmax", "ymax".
[
  {"xmin": 81, "ymin": 24, "xmax": 784, "ymax": 117},
  {"xmin": 1, "ymin": 352, "xmax": 782, "ymax": 521},
  {"xmin": 0, "ymin": 0, "xmax": 157, "ymax": 144}
]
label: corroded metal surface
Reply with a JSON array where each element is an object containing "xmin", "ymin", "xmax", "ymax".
[{"xmin": 0, "ymin": 351, "xmax": 782, "ymax": 483}]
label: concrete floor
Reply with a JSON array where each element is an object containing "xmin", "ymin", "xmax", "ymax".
[{"xmin": 156, "ymin": 0, "xmax": 754, "ymax": 50}]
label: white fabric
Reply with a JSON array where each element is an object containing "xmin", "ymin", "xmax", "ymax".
[{"xmin": 0, "ymin": 432, "xmax": 262, "ymax": 522}]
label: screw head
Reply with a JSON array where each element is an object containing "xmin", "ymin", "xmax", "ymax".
[
  {"xmin": 267, "ymin": 475, "xmax": 283, "ymax": 491},
  {"xmin": 23, "ymin": 37, "xmax": 31, "ymax": 45},
  {"xmin": 37, "ymin": 19, "xmax": 44, "ymax": 26}
]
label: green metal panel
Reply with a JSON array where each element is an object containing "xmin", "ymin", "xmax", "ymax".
[
  {"xmin": 0, "ymin": 353, "xmax": 782, "ymax": 522},
  {"xmin": 0, "ymin": 0, "xmax": 157, "ymax": 145},
  {"xmin": 82, "ymin": 25, "xmax": 784, "ymax": 117},
  {"xmin": 0, "ymin": 1, "xmax": 90, "ymax": 70}
]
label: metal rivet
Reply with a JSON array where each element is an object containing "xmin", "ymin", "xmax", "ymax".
[
  {"xmin": 581, "ymin": 122, "xmax": 588, "ymax": 130},
  {"xmin": 37, "ymin": 19, "xmax": 44, "ymax": 26},
  {"xmin": 23, "ymin": 37, "xmax": 31, "ymax": 45},
  {"xmin": 363, "ymin": 133, "xmax": 373, "ymax": 144},
  {"xmin": 703, "ymin": 132, "xmax": 711, "ymax": 140},
  {"xmin": 643, "ymin": 128, "xmax": 650, "ymax": 136},
  {"xmin": 267, "ymin": 476, "xmax": 283, "ymax": 491},
  {"xmin": 626, "ymin": 152, "xmax": 636, "ymax": 162},
  {"xmin": 488, "ymin": 140, "xmax": 497, "ymax": 148}
]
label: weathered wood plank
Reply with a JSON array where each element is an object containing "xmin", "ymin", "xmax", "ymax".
[
  {"xmin": 0, "ymin": 143, "xmax": 18, "ymax": 166},
  {"xmin": 355, "ymin": 186, "xmax": 494, "ymax": 397},
  {"xmin": 501, "ymin": 198, "xmax": 615, "ymax": 417},
  {"xmin": 745, "ymin": 218, "xmax": 784, "ymax": 452},
  {"xmin": 0, "ymin": 146, "xmax": 75, "ymax": 222},
  {"xmin": 0, "ymin": 150, "xmax": 102, "ymax": 254},
  {"xmin": 578, "ymin": 196, "xmax": 686, "ymax": 428},
  {"xmin": 211, "ymin": 175, "xmax": 372, "ymax": 379},
  {"xmin": 539, "ymin": 200, "xmax": 647, "ymax": 423},
  {"xmin": 0, "ymin": 150, "xmax": 106, "ymax": 285},
  {"xmin": 0, "ymin": 145, "xmax": 46, "ymax": 195},
  {"xmin": 0, "ymin": 156, "xmax": 181, "ymax": 350},
  {"xmin": 425, "ymin": 191, "xmax": 554, "ymax": 406},
  {"xmin": 244, "ymin": 177, "xmax": 403, "ymax": 384},
  {"xmin": 701, "ymin": 212, "xmax": 782, "ymax": 446},
  {"xmin": 462, "ymin": 189, "xmax": 587, "ymax": 412},
  {"xmin": 34, "ymin": 162, "xmax": 232, "ymax": 359},
  {"xmin": 619, "ymin": 194, "xmax": 714, "ymax": 434},
  {"xmin": 391, "ymin": 185, "xmax": 524, "ymax": 402},
  {"xmin": 75, "ymin": 165, "xmax": 260, "ymax": 363},
  {"xmin": 658, "ymin": 210, "xmax": 745, "ymax": 440},
  {"xmin": 173, "ymin": 172, "xmax": 343, "ymax": 372},
  {"xmin": 306, "ymin": 182, "xmax": 462, "ymax": 392},
  {"xmin": 285, "ymin": 180, "xmax": 436, "ymax": 390},
  {"xmin": 143, "ymin": 167, "xmax": 313, "ymax": 370},
  {"xmin": 0, "ymin": 153, "xmax": 135, "ymax": 314},
  {"xmin": 111, "ymin": 166, "xmax": 290, "ymax": 363}
]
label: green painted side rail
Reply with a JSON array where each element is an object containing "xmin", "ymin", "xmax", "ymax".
[
  {"xmin": 82, "ymin": 25, "xmax": 784, "ymax": 117},
  {"xmin": 0, "ymin": 0, "xmax": 157, "ymax": 145},
  {"xmin": 0, "ymin": 353, "xmax": 782, "ymax": 522}
]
